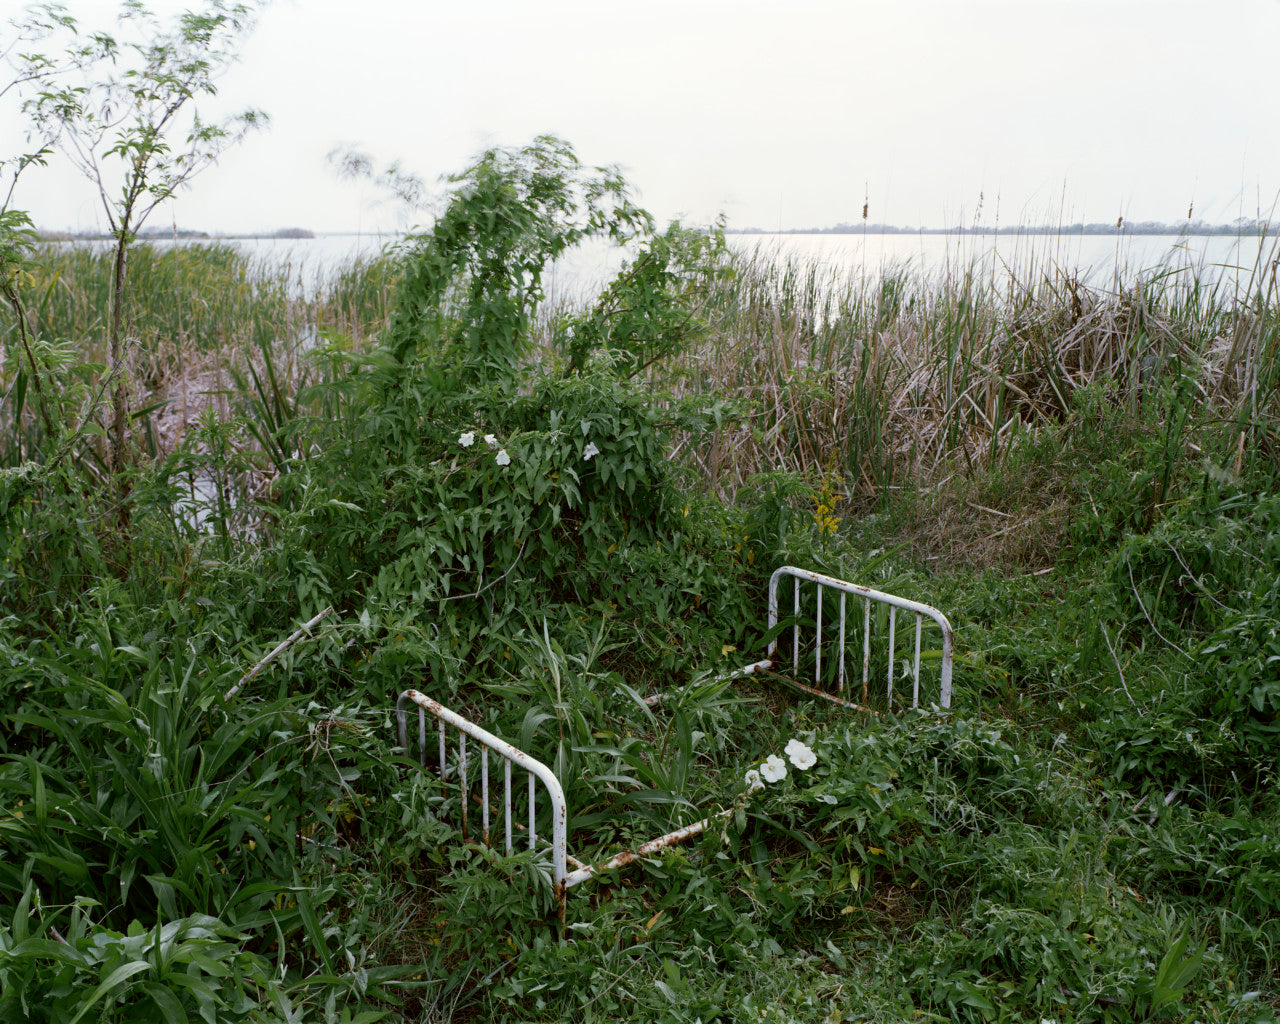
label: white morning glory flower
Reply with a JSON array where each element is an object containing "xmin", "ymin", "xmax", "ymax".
[
  {"xmin": 785, "ymin": 738, "xmax": 817, "ymax": 771},
  {"xmin": 760, "ymin": 754, "xmax": 787, "ymax": 784},
  {"xmin": 744, "ymin": 769, "xmax": 764, "ymax": 793},
  {"xmin": 583, "ymin": 441, "xmax": 600, "ymax": 461},
  {"xmin": 458, "ymin": 431, "xmax": 475, "ymax": 447},
  {"xmin": 484, "ymin": 434, "xmax": 497, "ymax": 447},
  {"xmin": 495, "ymin": 449, "xmax": 511, "ymax": 466}
]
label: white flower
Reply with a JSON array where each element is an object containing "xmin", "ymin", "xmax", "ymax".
[
  {"xmin": 495, "ymin": 449, "xmax": 511, "ymax": 466},
  {"xmin": 458, "ymin": 431, "xmax": 475, "ymax": 447},
  {"xmin": 744, "ymin": 769, "xmax": 764, "ymax": 794},
  {"xmin": 484, "ymin": 434, "xmax": 497, "ymax": 447},
  {"xmin": 785, "ymin": 738, "xmax": 817, "ymax": 771},
  {"xmin": 760, "ymin": 754, "xmax": 787, "ymax": 784},
  {"xmin": 582, "ymin": 441, "xmax": 600, "ymax": 461}
]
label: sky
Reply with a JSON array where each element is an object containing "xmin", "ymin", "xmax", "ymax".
[{"xmin": 3, "ymin": 0, "xmax": 1279, "ymax": 235}]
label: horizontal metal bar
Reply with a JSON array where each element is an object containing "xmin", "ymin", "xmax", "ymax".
[
  {"xmin": 563, "ymin": 811, "xmax": 731, "ymax": 889},
  {"xmin": 764, "ymin": 565, "xmax": 954, "ymax": 708},
  {"xmin": 768, "ymin": 565, "xmax": 952, "ymax": 625},
  {"xmin": 396, "ymin": 690, "xmax": 568, "ymax": 907}
]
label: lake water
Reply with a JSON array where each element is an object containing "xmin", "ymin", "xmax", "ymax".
[
  {"xmin": 67, "ymin": 228, "xmax": 1278, "ymax": 301},
  {"xmin": 298, "ymin": 230, "xmax": 1277, "ymax": 300},
  {"xmin": 726, "ymin": 231, "xmax": 1275, "ymax": 287}
]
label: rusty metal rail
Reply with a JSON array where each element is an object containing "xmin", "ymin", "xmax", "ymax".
[
  {"xmin": 758, "ymin": 565, "xmax": 953, "ymax": 709},
  {"xmin": 396, "ymin": 689, "xmax": 731, "ymax": 920},
  {"xmin": 394, "ymin": 565, "xmax": 955, "ymax": 921}
]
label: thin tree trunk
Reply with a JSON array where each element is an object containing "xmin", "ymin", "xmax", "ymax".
[{"xmin": 109, "ymin": 233, "xmax": 129, "ymax": 474}]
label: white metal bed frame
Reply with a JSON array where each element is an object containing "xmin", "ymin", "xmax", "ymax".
[{"xmin": 395, "ymin": 565, "xmax": 954, "ymax": 921}]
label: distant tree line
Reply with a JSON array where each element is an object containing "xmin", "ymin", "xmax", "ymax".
[
  {"xmin": 34, "ymin": 226, "xmax": 314, "ymax": 241},
  {"xmin": 732, "ymin": 218, "xmax": 1274, "ymax": 236}
]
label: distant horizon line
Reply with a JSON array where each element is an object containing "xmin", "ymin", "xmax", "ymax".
[
  {"xmin": 729, "ymin": 218, "xmax": 1275, "ymax": 237},
  {"xmin": 33, "ymin": 217, "xmax": 1276, "ymax": 242}
]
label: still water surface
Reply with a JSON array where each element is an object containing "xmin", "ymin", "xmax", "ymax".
[{"xmin": 75, "ymin": 229, "xmax": 1278, "ymax": 301}]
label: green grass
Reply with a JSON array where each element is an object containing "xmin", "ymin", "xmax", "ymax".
[{"xmin": 2, "ymin": 185, "xmax": 1278, "ymax": 1023}]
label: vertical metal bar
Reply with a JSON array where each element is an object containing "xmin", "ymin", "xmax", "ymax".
[
  {"xmin": 838, "ymin": 592, "xmax": 847, "ymax": 693},
  {"xmin": 528, "ymin": 771, "xmax": 536, "ymax": 851},
  {"xmin": 504, "ymin": 759, "xmax": 513, "ymax": 856},
  {"xmin": 887, "ymin": 607, "xmax": 897, "ymax": 708},
  {"xmin": 767, "ymin": 570, "xmax": 782, "ymax": 660},
  {"xmin": 438, "ymin": 720, "xmax": 446, "ymax": 777},
  {"xmin": 862, "ymin": 598, "xmax": 871, "ymax": 704},
  {"xmin": 913, "ymin": 614, "xmax": 923, "ymax": 707},
  {"xmin": 815, "ymin": 583, "xmax": 823, "ymax": 684},
  {"xmin": 459, "ymin": 734, "xmax": 469, "ymax": 842},
  {"xmin": 792, "ymin": 578, "xmax": 800, "ymax": 670},
  {"xmin": 760, "ymin": 569, "xmax": 954, "ymax": 708},
  {"xmin": 481, "ymin": 748, "xmax": 490, "ymax": 847},
  {"xmin": 940, "ymin": 623, "xmax": 954, "ymax": 710},
  {"xmin": 417, "ymin": 709, "xmax": 426, "ymax": 767}
]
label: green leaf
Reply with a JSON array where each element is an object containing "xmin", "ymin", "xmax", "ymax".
[
  {"xmin": 295, "ymin": 891, "xmax": 334, "ymax": 973},
  {"xmin": 12, "ymin": 882, "xmax": 33, "ymax": 943},
  {"xmin": 1150, "ymin": 929, "xmax": 1206, "ymax": 1010},
  {"xmin": 68, "ymin": 960, "xmax": 153, "ymax": 1024},
  {"xmin": 142, "ymin": 982, "xmax": 190, "ymax": 1024}
]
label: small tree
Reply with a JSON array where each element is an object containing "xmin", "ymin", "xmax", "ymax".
[
  {"xmin": 2, "ymin": 3, "xmax": 113, "ymax": 453},
  {"xmin": 23, "ymin": 0, "xmax": 268, "ymax": 472},
  {"xmin": 340, "ymin": 136, "xmax": 655, "ymax": 379}
]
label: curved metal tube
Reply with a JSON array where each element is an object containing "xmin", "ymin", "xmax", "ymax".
[{"xmin": 766, "ymin": 564, "xmax": 954, "ymax": 708}]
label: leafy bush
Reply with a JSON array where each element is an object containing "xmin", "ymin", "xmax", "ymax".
[
  {"xmin": 262, "ymin": 139, "xmax": 757, "ymax": 703},
  {"xmin": 1083, "ymin": 489, "xmax": 1280, "ymax": 790},
  {"xmin": 0, "ymin": 897, "xmax": 281, "ymax": 1024}
]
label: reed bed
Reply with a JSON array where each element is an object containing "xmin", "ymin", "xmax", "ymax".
[
  {"xmin": 2, "ymin": 242, "xmax": 400, "ymax": 463},
  {"xmin": 18, "ymin": 242, "xmax": 398, "ymax": 366},
  {"xmin": 666, "ymin": 233, "xmax": 1279, "ymax": 503},
  {"xmin": 3, "ymin": 233, "xmax": 1275, "ymax": 502}
]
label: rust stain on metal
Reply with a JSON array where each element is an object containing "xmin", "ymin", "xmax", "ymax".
[
  {"xmin": 392, "ymin": 566, "xmax": 956, "ymax": 927},
  {"xmin": 761, "ymin": 566, "xmax": 954, "ymax": 710},
  {"xmin": 756, "ymin": 668, "xmax": 880, "ymax": 715}
]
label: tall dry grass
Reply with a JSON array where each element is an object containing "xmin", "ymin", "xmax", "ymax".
[
  {"xmin": 664, "ymin": 231, "xmax": 1279, "ymax": 502},
  {"xmin": 1, "ymin": 242, "xmax": 399, "ymax": 462},
  {"xmin": 5, "ymin": 232, "xmax": 1275, "ymax": 506}
]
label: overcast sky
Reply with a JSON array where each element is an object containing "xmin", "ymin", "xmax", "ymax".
[{"xmin": 4, "ymin": 0, "xmax": 1279, "ymax": 235}]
